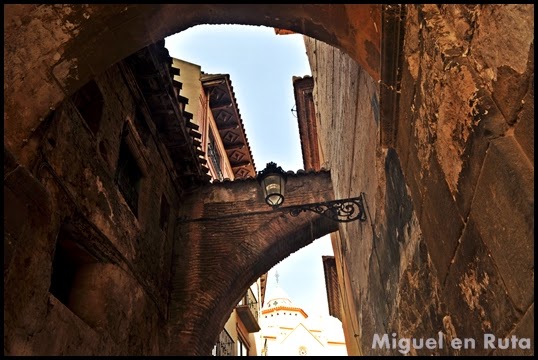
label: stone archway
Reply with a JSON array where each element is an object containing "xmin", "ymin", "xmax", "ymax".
[{"xmin": 4, "ymin": 4, "xmax": 381, "ymax": 167}]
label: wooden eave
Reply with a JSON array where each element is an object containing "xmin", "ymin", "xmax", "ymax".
[
  {"xmin": 125, "ymin": 40, "xmax": 211, "ymax": 190},
  {"xmin": 293, "ymin": 76, "xmax": 321, "ymax": 171},
  {"xmin": 201, "ymin": 74, "xmax": 256, "ymax": 179},
  {"xmin": 322, "ymin": 255, "xmax": 342, "ymax": 321}
]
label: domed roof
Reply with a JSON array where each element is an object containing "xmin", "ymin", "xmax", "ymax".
[
  {"xmin": 261, "ymin": 281, "xmax": 309, "ymax": 319},
  {"xmin": 264, "ymin": 285, "xmax": 293, "ymax": 309}
]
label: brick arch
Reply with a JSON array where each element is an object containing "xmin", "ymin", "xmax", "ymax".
[
  {"xmin": 4, "ymin": 4, "xmax": 380, "ymax": 167},
  {"xmin": 171, "ymin": 171, "xmax": 339, "ymax": 355}
]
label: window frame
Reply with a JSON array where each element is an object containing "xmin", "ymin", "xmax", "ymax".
[{"xmin": 114, "ymin": 119, "xmax": 149, "ymax": 218}]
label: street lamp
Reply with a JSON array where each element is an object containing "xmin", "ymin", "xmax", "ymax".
[
  {"xmin": 258, "ymin": 162, "xmax": 287, "ymax": 208},
  {"xmin": 257, "ymin": 162, "xmax": 367, "ymax": 223}
]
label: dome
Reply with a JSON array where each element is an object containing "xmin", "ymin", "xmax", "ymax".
[{"xmin": 263, "ymin": 284, "xmax": 293, "ymax": 309}]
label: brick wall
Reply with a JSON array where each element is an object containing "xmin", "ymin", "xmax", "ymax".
[{"xmin": 168, "ymin": 171, "xmax": 339, "ymax": 355}]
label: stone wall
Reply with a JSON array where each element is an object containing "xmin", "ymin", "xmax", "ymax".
[
  {"xmin": 305, "ymin": 3, "xmax": 533, "ymax": 356},
  {"xmin": 398, "ymin": 4, "xmax": 533, "ymax": 355},
  {"xmin": 4, "ymin": 62, "xmax": 180, "ymax": 355}
]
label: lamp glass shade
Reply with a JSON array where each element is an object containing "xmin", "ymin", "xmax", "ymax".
[{"xmin": 262, "ymin": 174, "xmax": 285, "ymax": 207}]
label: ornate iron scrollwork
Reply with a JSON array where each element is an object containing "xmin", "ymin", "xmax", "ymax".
[
  {"xmin": 284, "ymin": 195, "xmax": 367, "ymax": 222},
  {"xmin": 178, "ymin": 194, "xmax": 369, "ymax": 224}
]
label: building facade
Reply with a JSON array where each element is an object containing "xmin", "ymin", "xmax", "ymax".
[
  {"xmin": 213, "ymin": 280, "xmax": 266, "ymax": 356},
  {"xmin": 4, "ymin": 40, "xmax": 204, "ymax": 355},
  {"xmin": 259, "ymin": 282, "xmax": 347, "ymax": 356}
]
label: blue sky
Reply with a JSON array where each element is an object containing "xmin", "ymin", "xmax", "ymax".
[{"xmin": 165, "ymin": 25, "xmax": 334, "ymax": 317}]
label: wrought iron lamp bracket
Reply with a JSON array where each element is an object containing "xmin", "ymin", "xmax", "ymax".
[
  {"xmin": 177, "ymin": 194, "xmax": 368, "ymax": 224},
  {"xmin": 278, "ymin": 194, "xmax": 367, "ymax": 223}
]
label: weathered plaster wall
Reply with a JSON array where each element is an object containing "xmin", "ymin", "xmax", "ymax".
[
  {"xmin": 4, "ymin": 62, "xmax": 180, "ymax": 355},
  {"xmin": 397, "ymin": 4, "xmax": 533, "ymax": 355},
  {"xmin": 305, "ymin": 4, "xmax": 533, "ymax": 356}
]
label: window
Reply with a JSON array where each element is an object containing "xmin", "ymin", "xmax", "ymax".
[
  {"xmin": 71, "ymin": 79, "xmax": 104, "ymax": 135},
  {"xmin": 207, "ymin": 131, "xmax": 224, "ymax": 180},
  {"xmin": 133, "ymin": 107, "xmax": 151, "ymax": 145},
  {"xmin": 49, "ymin": 224, "xmax": 98, "ymax": 326},
  {"xmin": 115, "ymin": 126, "xmax": 143, "ymax": 216},
  {"xmin": 160, "ymin": 194, "xmax": 170, "ymax": 230}
]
